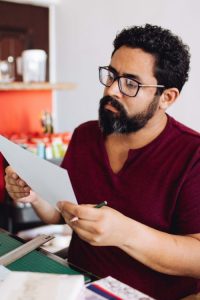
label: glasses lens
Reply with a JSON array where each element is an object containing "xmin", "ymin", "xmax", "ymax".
[
  {"xmin": 99, "ymin": 68, "xmax": 114, "ymax": 87},
  {"xmin": 119, "ymin": 77, "xmax": 139, "ymax": 97}
]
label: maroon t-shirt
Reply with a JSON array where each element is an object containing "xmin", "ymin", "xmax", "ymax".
[{"xmin": 61, "ymin": 115, "xmax": 200, "ymax": 300}]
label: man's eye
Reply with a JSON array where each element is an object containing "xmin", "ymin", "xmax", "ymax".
[
  {"xmin": 107, "ymin": 71, "xmax": 114, "ymax": 79},
  {"xmin": 126, "ymin": 79, "xmax": 138, "ymax": 89},
  {"xmin": 105, "ymin": 72, "xmax": 114, "ymax": 84}
]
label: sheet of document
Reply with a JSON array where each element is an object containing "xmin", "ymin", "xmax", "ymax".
[
  {"xmin": 0, "ymin": 271, "xmax": 84, "ymax": 300},
  {"xmin": 0, "ymin": 135, "xmax": 77, "ymax": 206},
  {"xmin": 0, "ymin": 266, "xmax": 11, "ymax": 283}
]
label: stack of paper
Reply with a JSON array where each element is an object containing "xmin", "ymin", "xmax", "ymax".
[{"xmin": 0, "ymin": 271, "xmax": 84, "ymax": 300}]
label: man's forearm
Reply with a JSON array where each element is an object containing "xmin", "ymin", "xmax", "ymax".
[
  {"xmin": 31, "ymin": 195, "xmax": 62, "ymax": 224},
  {"xmin": 120, "ymin": 218, "xmax": 200, "ymax": 278}
]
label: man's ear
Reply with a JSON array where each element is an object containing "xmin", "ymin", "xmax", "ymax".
[{"xmin": 159, "ymin": 88, "xmax": 179, "ymax": 110}]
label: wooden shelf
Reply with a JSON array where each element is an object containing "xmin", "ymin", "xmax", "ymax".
[{"xmin": 0, "ymin": 82, "xmax": 77, "ymax": 91}]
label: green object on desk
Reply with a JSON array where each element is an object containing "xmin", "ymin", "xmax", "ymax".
[{"xmin": 0, "ymin": 232, "xmax": 88, "ymax": 279}]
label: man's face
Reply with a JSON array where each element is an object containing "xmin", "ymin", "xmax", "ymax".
[{"xmin": 98, "ymin": 46, "xmax": 162, "ymax": 135}]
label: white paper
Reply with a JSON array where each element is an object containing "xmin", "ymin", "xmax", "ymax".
[
  {"xmin": 0, "ymin": 266, "xmax": 11, "ymax": 283},
  {"xmin": 0, "ymin": 271, "xmax": 84, "ymax": 300},
  {"xmin": 0, "ymin": 135, "xmax": 77, "ymax": 206}
]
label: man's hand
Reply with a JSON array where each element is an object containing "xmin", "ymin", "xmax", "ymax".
[
  {"xmin": 4, "ymin": 166, "xmax": 36, "ymax": 204},
  {"xmin": 57, "ymin": 201, "xmax": 129, "ymax": 247}
]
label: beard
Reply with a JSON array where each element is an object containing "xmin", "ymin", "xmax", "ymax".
[{"xmin": 98, "ymin": 95, "xmax": 160, "ymax": 135}]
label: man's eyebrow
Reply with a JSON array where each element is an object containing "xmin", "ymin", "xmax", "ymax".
[
  {"xmin": 123, "ymin": 72, "xmax": 141, "ymax": 82},
  {"xmin": 108, "ymin": 65, "xmax": 118, "ymax": 74},
  {"xmin": 108, "ymin": 65, "xmax": 142, "ymax": 82}
]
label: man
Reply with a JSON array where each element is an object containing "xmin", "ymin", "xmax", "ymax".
[{"xmin": 5, "ymin": 24, "xmax": 200, "ymax": 300}]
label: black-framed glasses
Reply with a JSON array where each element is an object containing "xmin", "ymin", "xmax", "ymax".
[{"xmin": 99, "ymin": 66, "xmax": 165, "ymax": 97}]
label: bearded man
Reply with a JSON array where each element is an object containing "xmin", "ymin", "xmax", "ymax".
[{"xmin": 5, "ymin": 24, "xmax": 200, "ymax": 300}]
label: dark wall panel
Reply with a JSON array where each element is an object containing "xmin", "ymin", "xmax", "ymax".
[{"xmin": 0, "ymin": 1, "xmax": 49, "ymax": 80}]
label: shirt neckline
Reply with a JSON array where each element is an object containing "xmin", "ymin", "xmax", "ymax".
[{"xmin": 99, "ymin": 114, "xmax": 172, "ymax": 176}]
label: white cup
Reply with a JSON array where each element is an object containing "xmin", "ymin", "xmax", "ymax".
[{"xmin": 22, "ymin": 49, "xmax": 47, "ymax": 83}]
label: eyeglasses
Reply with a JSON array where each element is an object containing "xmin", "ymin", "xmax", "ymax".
[{"xmin": 99, "ymin": 66, "xmax": 165, "ymax": 97}]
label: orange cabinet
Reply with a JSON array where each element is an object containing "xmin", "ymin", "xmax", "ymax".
[
  {"xmin": 0, "ymin": 90, "xmax": 52, "ymax": 135},
  {"xmin": 0, "ymin": 82, "xmax": 76, "ymax": 135}
]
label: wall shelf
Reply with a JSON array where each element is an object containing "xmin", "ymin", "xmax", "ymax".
[{"xmin": 0, "ymin": 82, "xmax": 77, "ymax": 91}]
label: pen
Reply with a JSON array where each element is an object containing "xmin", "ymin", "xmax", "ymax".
[
  {"xmin": 94, "ymin": 201, "xmax": 107, "ymax": 208},
  {"xmin": 70, "ymin": 201, "xmax": 108, "ymax": 223}
]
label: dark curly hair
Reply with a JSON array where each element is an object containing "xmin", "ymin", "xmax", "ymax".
[{"xmin": 112, "ymin": 24, "xmax": 190, "ymax": 92}]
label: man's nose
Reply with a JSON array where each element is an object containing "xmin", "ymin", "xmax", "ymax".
[{"xmin": 105, "ymin": 80, "xmax": 123, "ymax": 99}]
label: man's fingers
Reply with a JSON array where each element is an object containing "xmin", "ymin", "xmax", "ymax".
[
  {"xmin": 5, "ymin": 166, "xmax": 28, "ymax": 186},
  {"xmin": 57, "ymin": 201, "xmax": 106, "ymax": 221},
  {"xmin": 6, "ymin": 182, "xmax": 30, "ymax": 193},
  {"xmin": 5, "ymin": 174, "xmax": 28, "ymax": 187},
  {"xmin": 70, "ymin": 218, "xmax": 98, "ymax": 234},
  {"xmin": 5, "ymin": 166, "xmax": 18, "ymax": 178},
  {"xmin": 5, "ymin": 166, "xmax": 30, "ymax": 195},
  {"xmin": 70, "ymin": 224, "xmax": 101, "ymax": 245},
  {"xmin": 8, "ymin": 191, "xmax": 30, "ymax": 201}
]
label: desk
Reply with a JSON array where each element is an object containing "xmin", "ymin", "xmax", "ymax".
[
  {"xmin": 2, "ymin": 228, "xmax": 197, "ymax": 300},
  {"xmin": 0, "ymin": 228, "xmax": 92, "ymax": 282}
]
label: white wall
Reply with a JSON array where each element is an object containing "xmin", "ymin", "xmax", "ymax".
[{"xmin": 54, "ymin": 0, "xmax": 200, "ymax": 133}]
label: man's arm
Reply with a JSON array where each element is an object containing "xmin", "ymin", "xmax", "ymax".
[
  {"xmin": 58, "ymin": 201, "xmax": 200, "ymax": 278},
  {"xmin": 120, "ymin": 218, "xmax": 200, "ymax": 278},
  {"xmin": 5, "ymin": 166, "xmax": 62, "ymax": 224}
]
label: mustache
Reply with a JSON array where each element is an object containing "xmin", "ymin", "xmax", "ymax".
[{"xmin": 99, "ymin": 95, "xmax": 125, "ymax": 112}]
